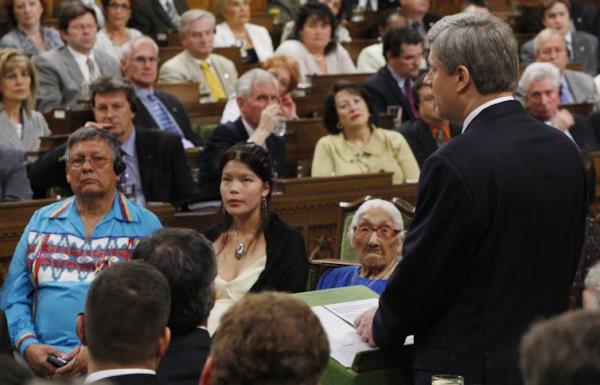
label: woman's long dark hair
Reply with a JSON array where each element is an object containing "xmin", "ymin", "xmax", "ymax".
[{"xmin": 216, "ymin": 143, "xmax": 273, "ymax": 254}]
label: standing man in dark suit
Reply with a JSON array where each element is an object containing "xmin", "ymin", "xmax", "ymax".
[
  {"xmin": 129, "ymin": 0, "xmax": 188, "ymax": 38},
  {"xmin": 33, "ymin": 2, "xmax": 121, "ymax": 112},
  {"xmin": 356, "ymin": 12, "xmax": 587, "ymax": 385},
  {"xmin": 29, "ymin": 77, "xmax": 197, "ymax": 206},
  {"xmin": 397, "ymin": 74, "xmax": 461, "ymax": 167},
  {"xmin": 363, "ymin": 27, "xmax": 424, "ymax": 122},
  {"xmin": 79, "ymin": 262, "xmax": 171, "ymax": 385},
  {"xmin": 121, "ymin": 35, "xmax": 198, "ymax": 148},
  {"xmin": 197, "ymin": 68, "xmax": 286, "ymax": 201},
  {"xmin": 133, "ymin": 228, "xmax": 216, "ymax": 385}
]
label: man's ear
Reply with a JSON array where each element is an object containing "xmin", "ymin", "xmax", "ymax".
[
  {"xmin": 156, "ymin": 326, "xmax": 171, "ymax": 362},
  {"xmin": 455, "ymin": 65, "xmax": 471, "ymax": 94},
  {"xmin": 199, "ymin": 356, "xmax": 215, "ymax": 385},
  {"xmin": 76, "ymin": 314, "xmax": 87, "ymax": 346}
]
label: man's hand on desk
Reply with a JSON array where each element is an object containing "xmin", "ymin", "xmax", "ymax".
[{"xmin": 354, "ymin": 306, "xmax": 377, "ymax": 347}]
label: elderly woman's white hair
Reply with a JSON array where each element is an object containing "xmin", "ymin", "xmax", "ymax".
[
  {"xmin": 584, "ymin": 261, "xmax": 600, "ymax": 309},
  {"xmin": 347, "ymin": 199, "xmax": 405, "ymax": 244}
]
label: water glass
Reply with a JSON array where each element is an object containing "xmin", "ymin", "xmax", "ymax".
[{"xmin": 273, "ymin": 120, "xmax": 287, "ymax": 137}]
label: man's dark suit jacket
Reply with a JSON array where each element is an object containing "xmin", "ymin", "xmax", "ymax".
[
  {"xmin": 156, "ymin": 328, "xmax": 211, "ymax": 385},
  {"xmin": 363, "ymin": 66, "xmax": 417, "ymax": 123},
  {"xmin": 133, "ymin": 91, "xmax": 198, "ymax": 146},
  {"xmin": 28, "ymin": 128, "xmax": 197, "ymax": 206},
  {"xmin": 129, "ymin": 0, "xmax": 188, "ymax": 37},
  {"xmin": 373, "ymin": 101, "xmax": 587, "ymax": 385},
  {"xmin": 88, "ymin": 373, "xmax": 157, "ymax": 385},
  {"xmin": 197, "ymin": 118, "xmax": 286, "ymax": 201},
  {"xmin": 569, "ymin": 113, "xmax": 599, "ymax": 151},
  {"xmin": 396, "ymin": 118, "xmax": 462, "ymax": 167}
]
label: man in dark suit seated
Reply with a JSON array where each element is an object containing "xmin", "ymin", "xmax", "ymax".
[
  {"xmin": 197, "ymin": 68, "xmax": 286, "ymax": 201},
  {"xmin": 33, "ymin": 2, "xmax": 121, "ymax": 112},
  {"xmin": 121, "ymin": 35, "xmax": 198, "ymax": 149},
  {"xmin": 129, "ymin": 0, "xmax": 188, "ymax": 38},
  {"xmin": 133, "ymin": 228, "xmax": 216, "ymax": 385},
  {"xmin": 29, "ymin": 77, "xmax": 197, "ymax": 206},
  {"xmin": 363, "ymin": 27, "xmax": 424, "ymax": 123},
  {"xmin": 79, "ymin": 262, "xmax": 171, "ymax": 385},
  {"xmin": 397, "ymin": 74, "xmax": 462, "ymax": 167},
  {"xmin": 355, "ymin": 12, "xmax": 586, "ymax": 385},
  {"xmin": 199, "ymin": 292, "xmax": 329, "ymax": 385},
  {"xmin": 519, "ymin": 62, "xmax": 598, "ymax": 150},
  {"xmin": 520, "ymin": 0, "xmax": 599, "ymax": 76}
]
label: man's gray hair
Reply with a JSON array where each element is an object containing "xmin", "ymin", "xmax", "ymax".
[
  {"xmin": 518, "ymin": 62, "xmax": 560, "ymax": 96},
  {"xmin": 236, "ymin": 68, "xmax": 279, "ymax": 99},
  {"xmin": 532, "ymin": 28, "xmax": 564, "ymax": 54},
  {"xmin": 64, "ymin": 126, "xmax": 122, "ymax": 165},
  {"xmin": 584, "ymin": 261, "xmax": 600, "ymax": 308},
  {"xmin": 347, "ymin": 199, "xmax": 405, "ymax": 243},
  {"xmin": 426, "ymin": 12, "xmax": 518, "ymax": 94},
  {"xmin": 180, "ymin": 9, "xmax": 216, "ymax": 34},
  {"xmin": 121, "ymin": 35, "xmax": 159, "ymax": 61}
]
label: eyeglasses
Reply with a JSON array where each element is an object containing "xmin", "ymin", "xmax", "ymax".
[
  {"xmin": 107, "ymin": 2, "xmax": 130, "ymax": 9},
  {"xmin": 67, "ymin": 155, "xmax": 111, "ymax": 169},
  {"xmin": 353, "ymin": 225, "xmax": 401, "ymax": 240},
  {"xmin": 133, "ymin": 56, "xmax": 159, "ymax": 65}
]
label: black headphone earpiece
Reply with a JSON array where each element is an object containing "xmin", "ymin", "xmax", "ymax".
[{"xmin": 113, "ymin": 158, "xmax": 126, "ymax": 175}]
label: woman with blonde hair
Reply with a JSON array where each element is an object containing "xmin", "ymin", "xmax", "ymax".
[{"xmin": 0, "ymin": 49, "xmax": 50, "ymax": 152}]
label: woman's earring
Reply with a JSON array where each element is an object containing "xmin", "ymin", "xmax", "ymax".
[
  {"xmin": 261, "ymin": 197, "xmax": 268, "ymax": 212},
  {"xmin": 336, "ymin": 122, "xmax": 343, "ymax": 130}
]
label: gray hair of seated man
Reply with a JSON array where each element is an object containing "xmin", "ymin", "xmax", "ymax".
[
  {"xmin": 121, "ymin": 35, "xmax": 159, "ymax": 61},
  {"xmin": 426, "ymin": 12, "xmax": 518, "ymax": 95},
  {"xmin": 584, "ymin": 261, "xmax": 600, "ymax": 308},
  {"xmin": 347, "ymin": 199, "xmax": 405, "ymax": 244},
  {"xmin": 236, "ymin": 68, "xmax": 279, "ymax": 100},
  {"xmin": 518, "ymin": 62, "xmax": 560, "ymax": 97},
  {"xmin": 179, "ymin": 9, "xmax": 216, "ymax": 34},
  {"xmin": 532, "ymin": 28, "xmax": 565, "ymax": 54},
  {"xmin": 520, "ymin": 310, "xmax": 600, "ymax": 385},
  {"xmin": 64, "ymin": 126, "xmax": 122, "ymax": 167}
]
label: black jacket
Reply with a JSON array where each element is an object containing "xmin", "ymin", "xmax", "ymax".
[
  {"xmin": 133, "ymin": 91, "xmax": 198, "ymax": 146},
  {"xmin": 157, "ymin": 328, "xmax": 211, "ymax": 385},
  {"xmin": 129, "ymin": 0, "xmax": 188, "ymax": 37},
  {"xmin": 197, "ymin": 118, "xmax": 286, "ymax": 201},
  {"xmin": 29, "ymin": 128, "xmax": 197, "ymax": 206},
  {"xmin": 204, "ymin": 213, "xmax": 308, "ymax": 293},
  {"xmin": 374, "ymin": 101, "xmax": 587, "ymax": 385},
  {"xmin": 397, "ymin": 118, "xmax": 462, "ymax": 167},
  {"xmin": 363, "ymin": 66, "xmax": 418, "ymax": 123}
]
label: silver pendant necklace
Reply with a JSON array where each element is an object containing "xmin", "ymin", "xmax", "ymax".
[{"xmin": 234, "ymin": 241, "xmax": 248, "ymax": 260}]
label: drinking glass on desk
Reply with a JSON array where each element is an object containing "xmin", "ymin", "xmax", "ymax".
[{"xmin": 431, "ymin": 374, "xmax": 464, "ymax": 385}]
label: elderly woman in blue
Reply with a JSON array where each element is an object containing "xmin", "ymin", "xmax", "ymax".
[{"xmin": 316, "ymin": 199, "xmax": 405, "ymax": 294}]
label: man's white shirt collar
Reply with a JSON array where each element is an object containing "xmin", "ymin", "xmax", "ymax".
[
  {"xmin": 241, "ymin": 117, "xmax": 255, "ymax": 138},
  {"xmin": 84, "ymin": 368, "xmax": 155, "ymax": 384},
  {"xmin": 462, "ymin": 96, "xmax": 514, "ymax": 133}
]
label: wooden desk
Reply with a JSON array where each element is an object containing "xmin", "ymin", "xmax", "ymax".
[
  {"xmin": 342, "ymin": 39, "xmax": 378, "ymax": 64},
  {"xmin": 43, "ymin": 109, "xmax": 94, "ymax": 135},
  {"xmin": 308, "ymin": 73, "xmax": 372, "ymax": 95}
]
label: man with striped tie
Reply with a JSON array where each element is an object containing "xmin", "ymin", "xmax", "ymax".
[{"xmin": 121, "ymin": 35, "xmax": 198, "ymax": 148}]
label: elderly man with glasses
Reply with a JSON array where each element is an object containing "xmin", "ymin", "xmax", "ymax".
[{"xmin": 0, "ymin": 126, "xmax": 162, "ymax": 378}]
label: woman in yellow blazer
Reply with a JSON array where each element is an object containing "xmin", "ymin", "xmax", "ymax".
[{"xmin": 312, "ymin": 82, "xmax": 419, "ymax": 184}]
